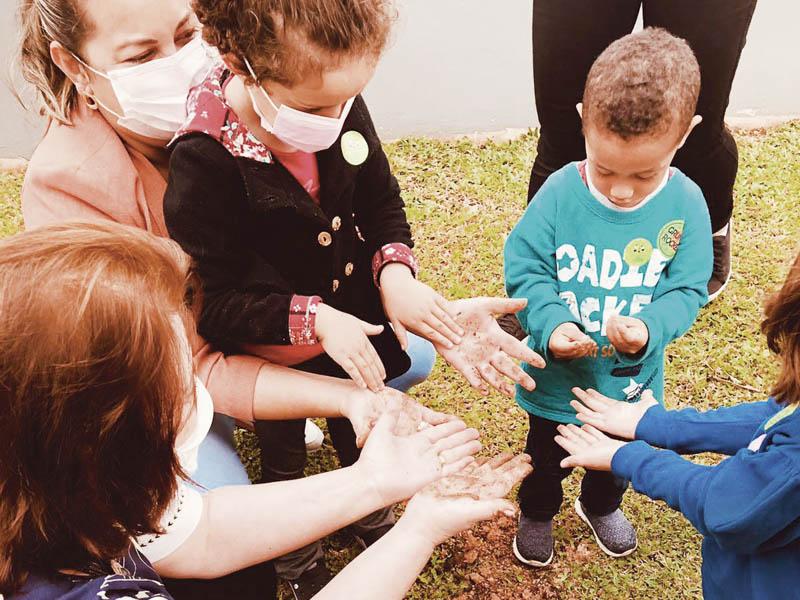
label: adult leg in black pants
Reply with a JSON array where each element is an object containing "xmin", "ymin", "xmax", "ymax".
[
  {"xmin": 644, "ymin": 0, "xmax": 757, "ymax": 298},
  {"xmin": 528, "ymin": 0, "xmax": 757, "ymax": 298}
]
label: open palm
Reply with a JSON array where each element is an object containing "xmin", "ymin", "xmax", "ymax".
[{"xmin": 435, "ymin": 297, "xmax": 546, "ymax": 396}]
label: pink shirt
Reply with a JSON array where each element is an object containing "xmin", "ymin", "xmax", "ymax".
[{"xmin": 22, "ymin": 101, "xmax": 263, "ymax": 421}]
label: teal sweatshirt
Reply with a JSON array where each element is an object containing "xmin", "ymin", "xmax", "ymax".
[{"xmin": 504, "ymin": 163, "xmax": 712, "ymax": 424}]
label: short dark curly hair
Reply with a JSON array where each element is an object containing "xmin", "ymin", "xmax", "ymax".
[
  {"xmin": 193, "ymin": 0, "xmax": 395, "ymax": 86},
  {"xmin": 582, "ymin": 27, "xmax": 701, "ymax": 141}
]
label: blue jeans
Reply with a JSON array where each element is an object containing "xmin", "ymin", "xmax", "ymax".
[{"xmin": 192, "ymin": 332, "xmax": 436, "ymax": 490}]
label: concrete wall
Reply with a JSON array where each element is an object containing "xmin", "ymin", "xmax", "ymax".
[{"xmin": 2, "ymin": 0, "xmax": 799, "ymax": 158}]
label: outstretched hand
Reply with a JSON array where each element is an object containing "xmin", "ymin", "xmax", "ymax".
[
  {"xmin": 401, "ymin": 453, "xmax": 533, "ymax": 546},
  {"xmin": 570, "ymin": 387, "xmax": 658, "ymax": 440},
  {"xmin": 435, "ymin": 297, "xmax": 546, "ymax": 397},
  {"xmin": 343, "ymin": 387, "xmax": 457, "ymax": 447},
  {"xmin": 554, "ymin": 423, "xmax": 627, "ymax": 471},
  {"xmin": 356, "ymin": 410, "xmax": 482, "ymax": 506}
]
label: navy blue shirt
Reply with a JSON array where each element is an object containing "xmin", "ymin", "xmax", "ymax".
[
  {"xmin": 10, "ymin": 547, "xmax": 174, "ymax": 600},
  {"xmin": 613, "ymin": 398, "xmax": 800, "ymax": 600}
]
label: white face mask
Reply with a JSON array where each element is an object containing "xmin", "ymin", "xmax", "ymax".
[
  {"xmin": 244, "ymin": 57, "xmax": 354, "ymax": 153},
  {"xmin": 175, "ymin": 377, "xmax": 215, "ymax": 475},
  {"xmin": 75, "ymin": 36, "xmax": 218, "ymax": 141}
]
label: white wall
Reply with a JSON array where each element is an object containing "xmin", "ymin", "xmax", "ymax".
[{"xmin": 2, "ymin": 0, "xmax": 799, "ymax": 158}]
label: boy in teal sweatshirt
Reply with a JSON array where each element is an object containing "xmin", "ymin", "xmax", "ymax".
[{"xmin": 504, "ymin": 28, "xmax": 713, "ymax": 567}]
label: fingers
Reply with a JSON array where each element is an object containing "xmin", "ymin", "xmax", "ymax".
[
  {"xmin": 484, "ymin": 452, "xmax": 515, "ymax": 470},
  {"xmin": 419, "ymin": 418, "xmax": 468, "ymax": 444},
  {"xmin": 434, "ymin": 297, "xmax": 465, "ymax": 336},
  {"xmin": 391, "ymin": 319, "xmax": 409, "ymax": 352},
  {"xmin": 569, "ymin": 400, "xmax": 602, "ymax": 427},
  {"xmin": 433, "ymin": 427, "xmax": 480, "ymax": 453},
  {"xmin": 435, "ymin": 295, "xmax": 463, "ymax": 323},
  {"xmin": 341, "ymin": 358, "xmax": 367, "ymax": 389},
  {"xmin": 353, "ymin": 350, "xmax": 384, "ymax": 392},
  {"xmin": 446, "ymin": 353, "xmax": 489, "ymax": 395},
  {"xmin": 419, "ymin": 405, "xmax": 456, "ymax": 426},
  {"xmin": 441, "ymin": 456, "xmax": 476, "ymax": 477},
  {"xmin": 478, "ymin": 362, "xmax": 514, "ymax": 397},
  {"xmin": 482, "ymin": 296, "xmax": 527, "ymax": 316},
  {"xmin": 498, "ymin": 333, "xmax": 546, "ymax": 368},
  {"xmin": 423, "ymin": 322, "xmax": 458, "ymax": 349},
  {"xmin": 581, "ymin": 424, "xmax": 609, "ymax": 441},
  {"xmin": 437, "ymin": 437, "xmax": 482, "ymax": 467},
  {"xmin": 360, "ymin": 320, "xmax": 385, "ymax": 337},
  {"xmin": 363, "ymin": 339, "xmax": 387, "ymax": 382},
  {"xmin": 491, "ymin": 353, "xmax": 536, "ymax": 392},
  {"xmin": 571, "ymin": 387, "xmax": 613, "ymax": 412}
]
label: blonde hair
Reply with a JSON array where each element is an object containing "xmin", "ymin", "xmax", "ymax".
[{"xmin": 17, "ymin": 0, "xmax": 93, "ymax": 124}]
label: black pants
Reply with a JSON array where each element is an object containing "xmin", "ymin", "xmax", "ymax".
[
  {"xmin": 518, "ymin": 414, "xmax": 628, "ymax": 520},
  {"xmin": 163, "ymin": 559, "xmax": 277, "ymax": 600},
  {"xmin": 529, "ymin": 0, "xmax": 757, "ymax": 232}
]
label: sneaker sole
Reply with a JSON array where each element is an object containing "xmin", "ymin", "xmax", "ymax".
[
  {"xmin": 707, "ymin": 268, "xmax": 733, "ymax": 303},
  {"xmin": 574, "ymin": 498, "xmax": 637, "ymax": 559},
  {"xmin": 512, "ymin": 536, "xmax": 553, "ymax": 568}
]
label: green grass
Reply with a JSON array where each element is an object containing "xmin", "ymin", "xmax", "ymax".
[{"xmin": 3, "ymin": 123, "xmax": 799, "ymax": 599}]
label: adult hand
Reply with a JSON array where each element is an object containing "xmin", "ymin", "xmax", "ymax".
[
  {"xmin": 570, "ymin": 387, "xmax": 659, "ymax": 440},
  {"xmin": 606, "ymin": 315, "xmax": 649, "ymax": 355},
  {"xmin": 436, "ymin": 297, "xmax": 546, "ymax": 397},
  {"xmin": 399, "ymin": 453, "xmax": 533, "ymax": 546},
  {"xmin": 554, "ymin": 424, "xmax": 627, "ymax": 471},
  {"xmin": 341, "ymin": 387, "xmax": 457, "ymax": 447},
  {"xmin": 549, "ymin": 322, "xmax": 597, "ymax": 360},
  {"xmin": 380, "ymin": 263, "xmax": 464, "ymax": 350},
  {"xmin": 355, "ymin": 411, "xmax": 481, "ymax": 506},
  {"xmin": 316, "ymin": 303, "xmax": 387, "ymax": 392}
]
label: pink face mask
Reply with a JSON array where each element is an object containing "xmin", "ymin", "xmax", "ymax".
[{"xmin": 244, "ymin": 57, "xmax": 354, "ymax": 153}]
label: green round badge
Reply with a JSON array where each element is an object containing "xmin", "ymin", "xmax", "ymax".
[
  {"xmin": 341, "ymin": 131, "xmax": 369, "ymax": 166},
  {"xmin": 657, "ymin": 220, "xmax": 685, "ymax": 259},
  {"xmin": 623, "ymin": 238, "xmax": 654, "ymax": 267}
]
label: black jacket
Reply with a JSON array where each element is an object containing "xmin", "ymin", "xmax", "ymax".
[{"xmin": 164, "ymin": 86, "xmax": 412, "ymax": 380}]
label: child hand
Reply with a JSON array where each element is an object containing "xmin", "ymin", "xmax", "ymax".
[
  {"xmin": 549, "ymin": 322, "xmax": 597, "ymax": 359},
  {"xmin": 554, "ymin": 424, "xmax": 627, "ymax": 471},
  {"xmin": 606, "ymin": 315, "xmax": 649, "ymax": 355},
  {"xmin": 435, "ymin": 297, "xmax": 545, "ymax": 397},
  {"xmin": 379, "ymin": 263, "xmax": 464, "ymax": 350},
  {"xmin": 315, "ymin": 303, "xmax": 387, "ymax": 391},
  {"xmin": 569, "ymin": 387, "xmax": 659, "ymax": 440}
]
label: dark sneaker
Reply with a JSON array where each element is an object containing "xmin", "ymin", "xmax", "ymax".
[
  {"xmin": 497, "ymin": 312, "xmax": 527, "ymax": 342},
  {"xmin": 512, "ymin": 515, "xmax": 554, "ymax": 567},
  {"xmin": 353, "ymin": 523, "xmax": 394, "ymax": 550},
  {"xmin": 574, "ymin": 498, "xmax": 637, "ymax": 558},
  {"xmin": 287, "ymin": 561, "xmax": 334, "ymax": 600},
  {"xmin": 708, "ymin": 221, "xmax": 732, "ymax": 302}
]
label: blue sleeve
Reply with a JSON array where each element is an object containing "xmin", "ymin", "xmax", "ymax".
[
  {"xmin": 612, "ymin": 433, "xmax": 800, "ymax": 554},
  {"xmin": 624, "ymin": 189, "xmax": 712, "ymax": 364},
  {"xmin": 636, "ymin": 399, "xmax": 781, "ymax": 455},
  {"xmin": 503, "ymin": 184, "xmax": 581, "ymax": 359}
]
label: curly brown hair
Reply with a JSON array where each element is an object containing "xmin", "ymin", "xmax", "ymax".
[
  {"xmin": 582, "ymin": 27, "xmax": 701, "ymax": 141},
  {"xmin": 194, "ymin": 0, "xmax": 395, "ymax": 86},
  {"xmin": 762, "ymin": 251, "xmax": 800, "ymax": 406}
]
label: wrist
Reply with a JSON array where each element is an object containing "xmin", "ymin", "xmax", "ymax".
[
  {"xmin": 395, "ymin": 507, "xmax": 440, "ymax": 551},
  {"xmin": 379, "ymin": 262, "xmax": 415, "ymax": 288},
  {"xmin": 351, "ymin": 457, "xmax": 394, "ymax": 509}
]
